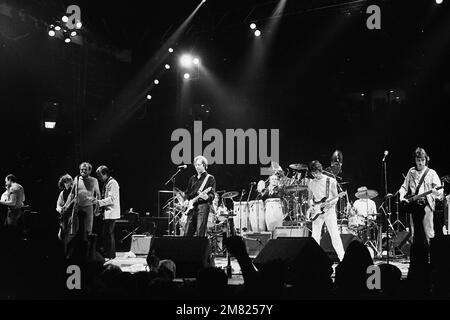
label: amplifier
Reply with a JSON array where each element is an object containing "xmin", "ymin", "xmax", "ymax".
[
  {"xmin": 272, "ymin": 226, "xmax": 310, "ymax": 239},
  {"xmin": 242, "ymin": 232, "xmax": 272, "ymax": 258},
  {"xmin": 130, "ymin": 235, "xmax": 153, "ymax": 255}
]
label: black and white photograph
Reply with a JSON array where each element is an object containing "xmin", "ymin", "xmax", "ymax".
[{"xmin": 1, "ymin": 0, "xmax": 450, "ymax": 304}]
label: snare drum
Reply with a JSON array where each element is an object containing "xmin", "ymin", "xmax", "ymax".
[
  {"xmin": 249, "ymin": 200, "xmax": 266, "ymax": 232},
  {"xmin": 233, "ymin": 201, "xmax": 249, "ymax": 231},
  {"xmin": 348, "ymin": 215, "xmax": 366, "ymax": 229},
  {"xmin": 265, "ymin": 198, "xmax": 284, "ymax": 231}
]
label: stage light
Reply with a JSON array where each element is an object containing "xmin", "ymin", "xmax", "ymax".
[
  {"xmin": 76, "ymin": 21, "xmax": 82, "ymax": 29},
  {"xmin": 146, "ymin": 94, "xmax": 152, "ymax": 100},
  {"xmin": 183, "ymin": 73, "xmax": 190, "ymax": 79},
  {"xmin": 44, "ymin": 121, "xmax": 56, "ymax": 129},
  {"xmin": 62, "ymin": 15, "xmax": 69, "ymax": 23},
  {"xmin": 154, "ymin": 79, "xmax": 159, "ymax": 84},
  {"xmin": 54, "ymin": 25, "xmax": 61, "ymax": 31},
  {"xmin": 250, "ymin": 23, "xmax": 256, "ymax": 30},
  {"xmin": 70, "ymin": 30, "xmax": 77, "ymax": 37},
  {"xmin": 180, "ymin": 54, "xmax": 193, "ymax": 68},
  {"xmin": 436, "ymin": 0, "xmax": 443, "ymax": 4},
  {"xmin": 165, "ymin": 64, "xmax": 171, "ymax": 69},
  {"xmin": 193, "ymin": 57, "xmax": 200, "ymax": 65},
  {"xmin": 48, "ymin": 30, "xmax": 56, "ymax": 37},
  {"xmin": 64, "ymin": 37, "xmax": 71, "ymax": 43},
  {"xmin": 168, "ymin": 48, "xmax": 174, "ymax": 53},
  {"xmin": 389, "ymin": 90, "xmax": 394, "ymax": 93},
  {"xmin": 254, "ymin": 30, "xmax": 261, "ymax": 37},
  {"xmin": 361, "ymin": 93, "xmax": 365, "ymax": 97}
]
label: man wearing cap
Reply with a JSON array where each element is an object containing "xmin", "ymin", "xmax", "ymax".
[{"xmin": 353, "ymin": 187, "xmax": 377, "ymax": 220}]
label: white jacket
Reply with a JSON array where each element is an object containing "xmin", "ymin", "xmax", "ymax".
[{"xmin": 98, "ymin": 178, "xmax": 121, "ymax": 219}]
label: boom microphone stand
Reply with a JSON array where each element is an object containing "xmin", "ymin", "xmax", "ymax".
[{"xmin": 164, "ymin": 166, "xmax": 185, "ymax": 236}]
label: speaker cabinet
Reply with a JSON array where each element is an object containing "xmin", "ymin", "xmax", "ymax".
[
  {"xmin": 242, "ymin": 232, "xmax": 272, "ymax": 258},
  {"xmin": 140, "ymin": 217, "xmax": 169, "ymax": 236},
  {"xmin": 253, "ymin": 237, "xmax": 333, "ymax": 285},
  {"xmin": 149, "ymin": 237, "xmax": 211, "ymax": 278}
]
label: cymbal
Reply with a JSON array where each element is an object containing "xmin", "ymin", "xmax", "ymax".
[
  {"xmin": 222, "ymin": 191, "xmax": 239, "ymax": 199},
  {"xmin": 289, "ymin": 163, "xmax": 308, "ymax": 171},
  {"xmin": 284, "ymin": 184, "xmax": 308, "ymax": 192},
  {"xmin": 355, "ymin": 189, "xmax": 378, "ymax": 199}
]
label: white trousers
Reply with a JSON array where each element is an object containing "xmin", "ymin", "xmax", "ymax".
[
  {"xmin": 410, "ymin": 205, "xmax": 434, "ymax": 244},
  {"xmin": 312, "ymin": 208, "xmax": 345, "ymax": 261}
]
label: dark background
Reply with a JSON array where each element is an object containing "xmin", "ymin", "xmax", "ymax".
[{"xmin": 0, "ymin": 0, "xmax": 449, "ymax": 222}]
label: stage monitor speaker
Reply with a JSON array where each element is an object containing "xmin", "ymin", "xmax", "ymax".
[
  {"xmin": 253, "ymin": 237, "xmax": 333, "ymax": 285},
  {"xmin": 430, "ymin": 235, "xmax": 450, "ymax": 268},
  {"xmin": 149, "ymin": 237, "xmax": 211, "ymax": 278},
  {"xmin": 131, "ymin": 235, "xmax": 153, "ymax": 255},
  {"xmin": 320, "ymin": 233, "xmax": 361, "ymax": 262},
  {"xmin": 140, "ymin": 217, "xmax": 169, "ymax": 236},
  {"xmin": 392, "ymin": 231, "xmax": 411, "ymax": 257},
  {"xmin": 242, "ymin": 232, "xmax": 272, "ymax": 258}
]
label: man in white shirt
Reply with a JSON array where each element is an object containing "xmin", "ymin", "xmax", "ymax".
[
  {"xmin": 353, "ymin": 187, "xmax": 377, "ymax": 219},
  {"xmin": 399, "ymin": 147, "xmax": 443, "ymax": 246},
  {"xmin": 307, "ymin": 161, "xmax": 345, "ymax": 261},
  {"xmin": 0, "ymin": 174, "xmax": 25, "ymax": 227},
  {"xmin": 93, "ymin": 165, "xmax": 120, "ymax": 259}
]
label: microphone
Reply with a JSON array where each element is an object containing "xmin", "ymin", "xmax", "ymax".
[
  {"xmin": 177, "ymin": 165, "xmax": 187, "ymax": 169},
  {"xmin": 382, "ymin": 150, "xmax": 389, "ymax": 162}
]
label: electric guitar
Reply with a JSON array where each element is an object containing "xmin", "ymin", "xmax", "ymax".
[
  {"xmin": 182, "ymin": 187, "xmax": 212, "ymax": 216},
  {"xmin": 310, "ymin": 191, "xmax": 347, "ymax": 221}
]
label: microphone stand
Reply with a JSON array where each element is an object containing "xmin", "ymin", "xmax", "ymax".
[
  {"xmin": 238, "ymin": 190, "xmax": 245, "ymax": 235},
  {"xmin": 164, "ymin": 167, "xmax": 184, "ymax": 236},
  {"xmin": 246, "ymin": 184, "xmax": 254, "ymax": 233}
]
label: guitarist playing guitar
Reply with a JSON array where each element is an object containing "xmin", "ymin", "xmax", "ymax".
[
  {"xmin": 183, "ymin": 156, "xmax": 216, "ymax": 237},
  {"xmin": 399, "ymin": 148, "xmax": 444, "ymax": 248},
  {"xmin": 307, "ymin": 160, "xmax": 345, "ymax": 261}
]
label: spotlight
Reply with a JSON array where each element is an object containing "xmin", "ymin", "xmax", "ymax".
[
  {"xmin": 180, "ymin": 54, "xmax": 193, "ymax": 68},
  {"xmin": 62, "ymin": 15, "xmax": 69, "ymax": 23},
  {"xmin": 168, "ymin": 48, "xmax": 174, "ymax": 53},
  {"xmin": 146, "ymin": 94, "xmax": 152, "ymax": 100},
  {"xmin": 64, "ymin": 37, "xmax": 71, "ymax": 43},
  {"xmin": 70, "ymin": 30, "xmax": 77, "ymax": 37},
  {"xmin": 44, "ymin": 121, "xmax": 56, "ymax": 129},
  {"xmin": 48, "ymin": 30, "xmax": 56, "ymax": 37},
  {"xmin": 193, "ymin": 58, "xmax": 200, "ymax": 65},
  {"xmin": 54, "ymin": 25, "xmax": 61, "ymax": 31},
  {"xmin": 165, "ymin": 64, "xmax": 171, "ymax": 70},
  {"xmin": 250, "ymin": 23, "xmax": 256, "ymax": 30},
  {"xmin": 436, "ymin": 0, "xmax": 443, "ymax": 4},
  {"xmin": 154, "ymin": 79, "xmax": 159, "ymax": 85},
  {"xmin": 76, "ymin": 21, "xmax": 82, "ymax": 29},
  {"xmin": 254, "ymin": 30, "xmax": 261, "ymax": 37},
  {"xmin": 361, "ymin": 93, "xmax": 365, "ymax": 97},
  {"xmin": 183, "ymin": 73, "xmax": 190, "ymax": 79}
]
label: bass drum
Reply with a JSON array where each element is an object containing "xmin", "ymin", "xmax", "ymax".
[
  {"xmin": 265, "ymin": 198, "xmax": 284, "ymax": 231},
  {"xmin": 249, "ymin": 200, "xmax": 266, "ymax": 232}
]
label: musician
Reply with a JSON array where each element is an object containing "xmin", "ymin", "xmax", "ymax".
[
  {"xmin": 56, "ymin": 174, "xmax": 74, "ymax": 252},
  {"xmin": 0, "ymin": 174, "xmax": 25, "ymax": 227},
  {"xmin": 63, "ymin": 162, "xmax": 100, "ymax": 239},
  {"xmin": 257, "ymin": 174, "xmax": 283, "ymax": 200},
  {"xmin": 353, "ymin": 187, "xmax": 377, "ymax": 219},
  {"xmin": 307, "ymin": 161, "xmax": 345, "ymax": 261},
  {"xmin": 92, "ymin": 165, "xmax": 120, "ymax": 259},
  {"xmin": 184, "ymin": 156, "xmax": 216, "ymax": 237},
  {"xmin": 399, "ymin": 147, "xmax": 443, "ymax": 246}
]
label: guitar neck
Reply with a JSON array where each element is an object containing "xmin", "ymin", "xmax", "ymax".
[{"xmin": 409, "ymin": 186, "xmax": 443, "ymax": 201}]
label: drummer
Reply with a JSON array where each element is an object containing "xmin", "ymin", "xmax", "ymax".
[
  {"xmin": 257, "ymin": 174, "xmax": 284, "ymax": 200},
  {"xmin": 353, "ymin": 186, "xmax": 377, "ymax": 220}
]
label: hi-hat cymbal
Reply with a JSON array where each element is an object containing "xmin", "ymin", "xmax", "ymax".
[
  {"xmin": 222, "ymin": 191, "xmax": 239, "ymax": 199},
  {"xmin": 289, "ymin": 163, "xmax": 308, "ymax": 171},
  {"xmin": 355, "ymin": 189, "xmax": 378, "ymax": 199},
  {"xmin": 284, "ymin": 184, "xmax": 308, "ymax": 192}
]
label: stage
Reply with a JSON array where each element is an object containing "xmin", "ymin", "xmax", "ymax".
[{"xmin": 106, "ymin": 251, "xmax": 411, "ymax": 284}]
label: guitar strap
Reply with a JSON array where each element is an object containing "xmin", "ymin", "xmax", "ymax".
[
  {"xmin": 325, "ymin": 177, "xmax": 330, "ymax": 199},
  {"xmin": 198, "ymin": 174, "xmax": 211, "ymax": 193},
  {"xmin": 414, "ymin": 168, "xmax": 429, "ymax": 196}
]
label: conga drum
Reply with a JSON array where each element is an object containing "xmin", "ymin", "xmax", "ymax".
[
  {"xmin": 249, "ymin": 200, "xmax": 266, "ymax": 232},
  {"xmin": 233, "ymin": 201, "xmax": 249, "ymax": 232}
]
